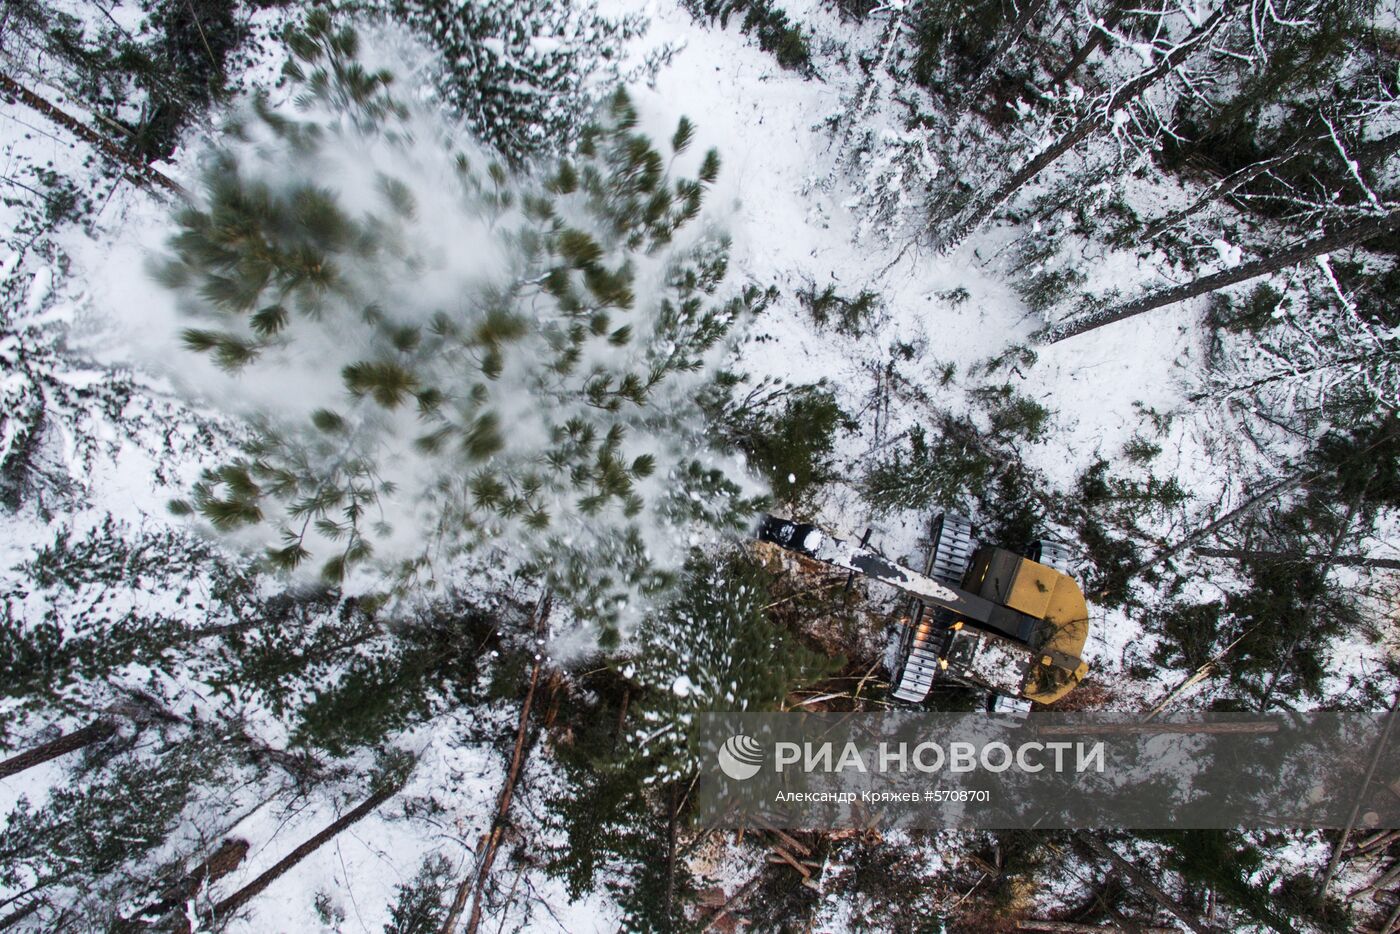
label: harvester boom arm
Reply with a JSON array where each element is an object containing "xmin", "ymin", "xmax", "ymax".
[{"xmin": 755, "ymin": 515, "xmax": 1035, "ymax": 643}]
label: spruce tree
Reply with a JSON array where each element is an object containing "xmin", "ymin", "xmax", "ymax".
[
  {"xmin": 706, "ymin": 376, "xmax": 854, "ymax": 504},
  {"xmin": 683, "ymin": 0, "xmax": 812, "ymax": 70},
  {"xmin": 0, "ymin": 732, "xmax": 232, "ymax": 930},
  {"xmin": 543, "ymin": 548, "xmax": 832, "ymax": 927},
  {"xmin": 622, "ymin": 548, "xmax": 837, "ymax": 784},
  {"xmin": 0, "ymin": 0, "xmax": 247, "ymax": 166},
  {"xmin": 384, "ymin": 0, "xmax": 650, "ymax": 164},
  {"xmin": 0, "ymin": 518, "xmax": 255, "ymax": 736}
]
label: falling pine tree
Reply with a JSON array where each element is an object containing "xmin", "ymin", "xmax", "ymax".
[{"xmin": 156, "ymin": 12, "xmax": 769, "ymax": 645}]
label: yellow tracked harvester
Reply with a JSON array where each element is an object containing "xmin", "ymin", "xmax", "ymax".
[{"xmin": 755, "ymin": 513, "xmax": 1090, "ymax": 713}]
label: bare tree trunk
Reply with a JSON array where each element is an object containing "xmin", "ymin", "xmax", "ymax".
[
  {"xmin": 1122, "ymin": 417, "xmax": 1399, "ymax": 710},
  {"xmin": 1053, "ymin": 0, "xmax": 1129, "ymax": 84},
  {"xmin": 961, "ymin": 0, "xmax": 1053, "ymax": 105},
  {"xmin": 128, "ymin": 838, "xmax": 249, "ymax": 928},
  {"xmin": 0, "ymin": 719, "xmax": 116, "ymax": 780},
  {"xmin": 701, "ymin": 874, "xmax": 763, "ymax": 932},
  {"xmin": 442, "ymin": 593, "xmax": 552, "ymax": 934},
  {"xmin": 1319, "ymin": 692, "xmax": 1400, "ymax": 898},
  {"xmin": 1260, "ymin": 425, "xmax": 1388, "ymax": 716},
  {"xmin": 1142, "ymin": 627, "xmax": 1256, "ymax": 720},
  {"xmin": 1077, "ymin": 834, "xmax": 1219, "ymax": 934},
  {"xmin": 664, "ymin": 781, "xmax": 680, "ymax": 929},
  {"xmin": 111, "ymin": 688, "xmax": 325, "ymax": 785},
  {"xmin": 1141, "ymin": 130, "xmax": 1400, "ymax": 244},
  {"xmin": 0, "ymin": 72, "xmax": 185, "ymax": 197},
  {"xmin": 1195, "ymin": 547, "xmax": 1400, "ymax": 570},
  {"xmin": 1093, "ymin": 471, "xmax": 1306, "ymax": 603},
  {"xmin": 0, "ymin": 898, "xmax": 44, "ymax": 932},
  {"xmin": 1138, "ymin": 142, "xmax": 1308, "ymax": 243},
  {"xmin": 935, "ymin": 114, "xmax": 1096, "ymax": 251},
  {"xmin": 1042, "ymin": 207, "xmax": 1400, "ymax": 342},
  {"xmin": 206, "ymin": 782, "xmax": 402, "ymax": 925},
  {"xmin": 934, "ymin": 6, "xmax": 1231, "ymax": 251},
  {"xmin": 1345, "ymin": 829, "xmax": 1400, "ymax": 858},
  {"xmin": 1196, "ymin": 346, "xmax": 1392, "ymax": 403}
]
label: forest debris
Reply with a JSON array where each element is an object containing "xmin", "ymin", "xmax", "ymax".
[
  {"xmin": 767, "ymin": 847, "xmax": 812, "ymax": 878},
  {"xmin": 751, "ymin": 815, "xmax": 812, "ymax": 857},
  {"xmin": 441, "ymin": 592, "xmax": 552, "ymax": 934},
  {"xmin": 1077, "ymin": 834, "xmax": 1218, "ymax": 934},
  {"xmin": 132, "ymin": 838, "xmax": 249, "ymax": 925},
  {"xmin": 1017, "ymin": 922, "xmax": 1177, "ymax": 933},
  {"xmin": 1321, "ymin": 692, "xmax": 1400, "ymax": 897},
  {"xmin": 204, "ymin": 781, "xmax": 402, "ymax": 929},
  {"xmin": 1348, "ymin": 831, "xmax": 1400, "ymax": 859},
  {"xmin": 700, "ymin": 875, "xmax": 763, "ymax": 933}
]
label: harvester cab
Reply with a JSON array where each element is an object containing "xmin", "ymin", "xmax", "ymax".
[{"xmin": 755, "ymin": 513, "xmax": 1090, "ymax": 713}]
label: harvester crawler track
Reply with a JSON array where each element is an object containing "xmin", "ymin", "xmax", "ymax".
[
  {"xmin": 892, "ymin": 513, "xmax": 976, "ymax": 702},
  {"xmin": 926, "ymin": 512, "xmax": 976, "ymax": 586}
]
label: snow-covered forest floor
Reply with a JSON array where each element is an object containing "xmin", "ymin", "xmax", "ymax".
[{"xmin": 3, "ymin": 0, "xmax": 1400, "ymax": 930}]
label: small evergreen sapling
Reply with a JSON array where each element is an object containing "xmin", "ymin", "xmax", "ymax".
[
  {"xmin": 157, "ymin": 14, "xmax": 767, "ymax": 644},
  {"xmin": 382, "ymin": 853, "xmax": 455, "ymax": 933},
  {"xmin": 796, "ymin": 282, "xmax": 883, "ymax": 336}
]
